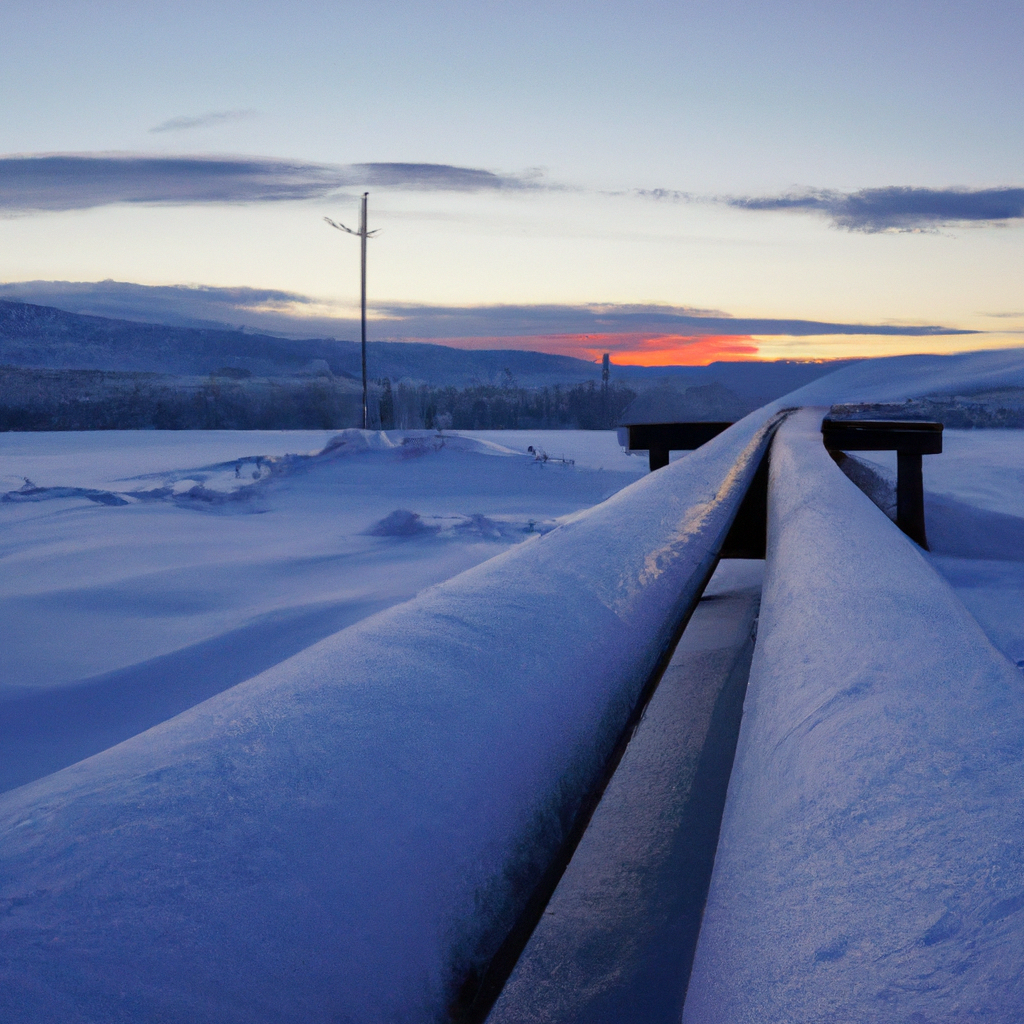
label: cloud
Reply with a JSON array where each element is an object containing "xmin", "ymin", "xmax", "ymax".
[
  {"xmin": 369, "ymin": 302, "xmax": 977, "ymax": 340},
  {"xmin": 5, "ymin": 152, "xmax": 1018, "ymax": 236},
  {"xmin": 723, "ymin": 186, "xmax": 1024, "ymax": 232},
  {"xmin": 425, "ymin": 332, "xmax": 760, "ymax": 365},
  {"xmin": 633, "ymin": 188, "xmax": 692, "ymax": 202},
  {"xmin": 0, "ymin": 154, "xmax": 540, "ymax": 212},
  {"xmin": 149, "ymin": 110, "xmax": 259, "ymax": 133},
  {"xmin": 352, "ymin": 163, "xmax": 540, "ymax": 192},
  {"xmin": 0, "ymin": 282, "xmax": 977, "ymax": 349}
]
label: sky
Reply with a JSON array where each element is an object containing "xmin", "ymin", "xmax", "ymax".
[{"xmin": 1, "ymin": 0, "xmax": 1022, "ymax": 365}]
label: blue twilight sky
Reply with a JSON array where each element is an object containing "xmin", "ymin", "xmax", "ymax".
[{"xmin": 2, "ymin": 0, "xmax": 1022, "ymax": 363}]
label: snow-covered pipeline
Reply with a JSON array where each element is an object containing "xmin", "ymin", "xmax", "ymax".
[
  {"xmin": 684, "ymin": 410, "xmax": 1024, "ymax": 1022},
  {"xmin": 0, "ymin": 410, "xmax": 783, "ymax": 1024}
]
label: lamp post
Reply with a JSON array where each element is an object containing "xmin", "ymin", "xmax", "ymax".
[{"xmin": 325, "ymin": 192, "xmax": 378, "ymax": 430}]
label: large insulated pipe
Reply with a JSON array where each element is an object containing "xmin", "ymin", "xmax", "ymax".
[
  {"xmin": 0, "ymin": 411, "xmax": 785, "ymax": 1024},
  {"xmin": 684, "ymin": 409, "xmax": 1024, "ymax": 1022}
]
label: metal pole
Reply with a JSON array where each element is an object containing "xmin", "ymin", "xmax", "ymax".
[
  {"xmin": 601, "ymin": 352, "xmax": 610, "ymax": 427},
  {"xmin": 324, "ymin": 202, "xmax": 377, "ymax": 431},
  {"xmin": 360, "ymin": 192, "xmax": 368, "ymax": 430}
]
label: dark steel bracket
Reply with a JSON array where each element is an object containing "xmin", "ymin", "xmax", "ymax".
[
  {"xmin": 821, "ymin": 418, "xmax": 943, "ymax": 549},
  {"xmin": 624, "ymin": 422, "xmax": 734, "ymax": 472}
]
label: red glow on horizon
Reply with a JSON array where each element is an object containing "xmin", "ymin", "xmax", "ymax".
[
  {"xmin": 397, "ymin": 332, "xmax": 762, "ymax": 365},
  {"xmin": 597, "ymin": 334, "xmax": 761, "ymax": 365}
]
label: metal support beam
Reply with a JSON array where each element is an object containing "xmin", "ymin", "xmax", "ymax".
[
  {"xmin": 821, "ymin": 418, "xmax": 942, "ymax": 549},
  {"xmin": 624, "ymin": 422, "xmax": 735, "ymax": 472},
  {"xmin": 649, "ymin": 446, "xmax": 670, "ymax": 472},
  {"xmin": 896, "ymin": 451, "xmax": 928, "ymax": 548}
]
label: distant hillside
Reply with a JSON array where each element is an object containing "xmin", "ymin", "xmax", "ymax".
[
  {"xmin": 0, "ymin": 299, "xmax": 859, "ymax": 399},
  {"xmin": 0, "ymin": 300, "xmax": 353, "ymax": 378},
  {"xmin": 359, "ymin": 340, "xmax": 603, "ymax": 387},
  {"xmin": 0, "ymin": 301, "xmax": 603, "ymax": 386}
]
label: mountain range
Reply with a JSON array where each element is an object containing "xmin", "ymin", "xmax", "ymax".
[{"xmin": 0, "ymin": 299, "xmax": 857, "ymax": 403}]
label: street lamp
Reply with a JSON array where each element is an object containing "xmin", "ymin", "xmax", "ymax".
[{"xmin": 325, "ymin": 192, "xmax": 378, "ymax": 430}]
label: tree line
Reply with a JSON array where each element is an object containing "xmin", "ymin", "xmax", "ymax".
[
  {"xmin": 0, "ymin": 366, "xmax": 638, "ymax": 431},
  {"xmin": 0, "ymin": 368, "xmax": 361, "ymax": 431},
  {"xmin": 374, "ymin": 377, "xmax": 637, "ymax": 431}
]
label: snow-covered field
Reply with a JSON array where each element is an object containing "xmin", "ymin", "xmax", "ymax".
[
  {"xmin": 3, "ymin": 347, "xmax": 1024, "ymax": 1023},
  {"xmin": 0, "ymin": 428, "xmax": 644, "ymax": 790},
  {"xmin": 0, "ymin": 428, "xmax": 648, "ymax": 494}
]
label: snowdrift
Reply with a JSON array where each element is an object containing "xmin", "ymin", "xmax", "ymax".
[
  {"xmin": 0, "ymin": 412, "xmax": 782, "ymax": 1023},
  {"xmin": 320, "ymin": 428, "xmax": 524, "ymax": 460},
  {"xmin": 683, "ymin": 411, "xmax": 1024, "ymax": 1022},
  {"xmin": 786, "ymin": 345, "xmax": 1024, "ymax": 405}
]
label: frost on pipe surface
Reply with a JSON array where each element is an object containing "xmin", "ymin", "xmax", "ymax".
[
  {"xmin": 0, "ymin": 412, "xmax": 781, "ymax": 1024},
  {"xmin": 683, "ymin": 410, "xmax": 1024, "ymax": 1024}
]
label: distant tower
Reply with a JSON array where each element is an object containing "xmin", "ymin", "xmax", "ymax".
[{"xmin": 601, "ymin": 353, "xmax": 611, "ymax": 426}]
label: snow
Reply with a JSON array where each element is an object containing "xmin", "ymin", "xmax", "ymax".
[
  {"xmin": 826, "ymin": 432, "xmax": 1024, "ymax": 672},
  {"xmin": 784, "ymin": 346, "xmax": 1024, "ymax": 406},
  {"xmin": 0, "ymin": 428, "xmax": 340, "ymax": 493},
  {"xmin": 683, "ymin": 410, "xmax": 1024, "ymax": 1022},
  {"xmin": 0, "ymin": 429, "xmax": 642, "ymax": 794},
  {"xmin": 780, "ymin": 349, "xmax": 1024, "ymax": 682},
  {"xmin": 932, "ymin": 558, "xmax": 1024, "ymax": 670},
  {"xmin": 3, "ymin": 345, "xmax": 1024, "ymax": 1021},
  {"xmin": 0, "ymin": 429, "xmax": 638, "ymax": 694},
  {"xmin": 854, "ymin": 428, "xmax": 1024, "ymax": 519},
  {"xmin": 0, "ymin": 415, "xmax": 777, "ymax": 1023},
  {"xmin": 456, "ymin": 429, "xmax": 644, "ymax": 472}
]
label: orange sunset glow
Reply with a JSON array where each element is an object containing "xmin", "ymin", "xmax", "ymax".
[{"xmin": 402, "ymin": 333, "xmax": 763, "ymax": 365}]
